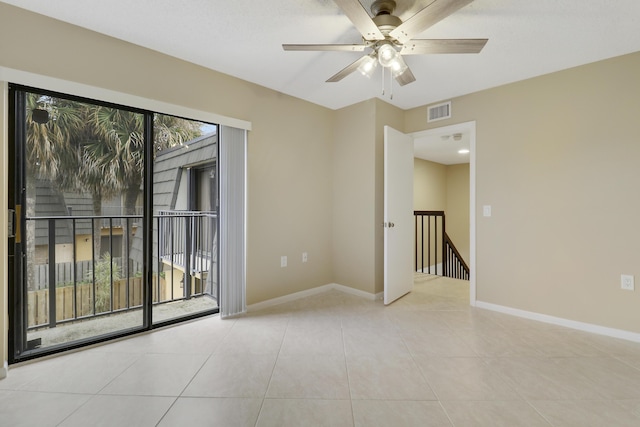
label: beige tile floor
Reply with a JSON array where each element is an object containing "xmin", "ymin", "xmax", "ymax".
[{"xmin": 2, "ymin": 274, "xmax": 640, "ymax": 426}]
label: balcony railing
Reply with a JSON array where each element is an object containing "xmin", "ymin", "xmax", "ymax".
[
  {"xmin": 25, "ymin": 210, "xmax": 217, "ymax": 330},
  {"xmin": 156, "ymin": 210, "xmax": 218, "ymax": 302},
  {"xmin": 100, "ymin": 206, "xmax": 144, "ymax": 228}
]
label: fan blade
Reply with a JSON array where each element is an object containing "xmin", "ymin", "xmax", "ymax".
[
  {"xmin": 395, "ymin": 66, "xmax": 416, "ymax": 86},
  {"xmin": 390, "ymin": 0, "xmax": 474, "ymax": 44},
  {"xmin": 283, "ymin": 44, "xmax": 366, "ymax": 52},
  {"xmin": 334, "ymin": 0, "xmax": 385, "ymax": 41},
  {"xmin": 326, "ymin": 56, "xmax": 370, "ymax": 82},
  {"xmin": 400, "ymin": 38, "xmax": 488, "ymax": 55}
]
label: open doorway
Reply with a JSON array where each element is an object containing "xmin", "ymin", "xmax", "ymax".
[{"xmin": 411, "ymin": 121, "xmax": 477, "ymax": 305}]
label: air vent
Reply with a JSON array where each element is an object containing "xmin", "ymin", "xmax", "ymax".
[{"xmin": 427, "ymin": 101, "xmax": 451, "ymax": 122}]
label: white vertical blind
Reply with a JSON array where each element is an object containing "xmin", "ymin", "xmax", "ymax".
[{"xmin": 219, "ymin": 126, "xmax": 247, "ymax": 318}]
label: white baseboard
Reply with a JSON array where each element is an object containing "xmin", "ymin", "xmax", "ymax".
[
  {"xmin": 0, "ymin": 361, "xmax": 7, "ymax": 380},
  {"xmin": 331, "ymin": 283, "xmax": 381, "ymax": 301},
  {"xmin": 247, "ymin": 283, "xmax": 379, "ymax": 312},
  {"xmin": 247, "ymin": 284, "xmax": 334, "ymax": 312},
  {"xmin": 476, "ymin": 300, "xmax": 640, "ymax": 343}
]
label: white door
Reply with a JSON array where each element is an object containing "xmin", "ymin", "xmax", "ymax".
[{"xmin": 384, "ymin": 126, "xmax": 414, "ymax": 304}]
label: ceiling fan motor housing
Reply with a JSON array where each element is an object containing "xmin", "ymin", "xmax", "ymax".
[
  {"xmin": 371, "ymin": 0, "xmax": 402, "ymax": 37},
  {"xmin": 373, "ymin": 14, "xmax": 402, "ymax": 35}
]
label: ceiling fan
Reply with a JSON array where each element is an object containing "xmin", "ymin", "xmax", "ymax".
[{"xmin": 283, "ymin": 0, "xmax": 487, "ymax": 86}]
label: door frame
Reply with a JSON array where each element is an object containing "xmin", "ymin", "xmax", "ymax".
[{"xmin": 410, "ymin": 121, "xmax": 477, "ymax": 306}]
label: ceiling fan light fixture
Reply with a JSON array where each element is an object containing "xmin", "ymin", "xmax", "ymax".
[
  {"xmin": 358, "ymin": 54, "xmax": 378, "ymax": 77},
  {"xmin": 390, "ymin": 55, "xmax": 408, "ymax": 77},
  {"xmin": 377, "ymin": 43, "xmax": 400, "ymax": 68}
]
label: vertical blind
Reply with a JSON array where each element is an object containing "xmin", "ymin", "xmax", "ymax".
[{"xmin": 219, "ymin": 126, "xmax": 247, "ymax": 318}]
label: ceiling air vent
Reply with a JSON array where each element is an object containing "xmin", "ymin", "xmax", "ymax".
[{"xmin": 427, "ymin": 101, "xmax": 451, "ymax": 123}]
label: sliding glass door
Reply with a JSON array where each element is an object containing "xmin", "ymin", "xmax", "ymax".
[
  {"xmin": 8, "ymin": 85, "xmax": 219, "ymax": 362},
  {"xmin": 151, "ymin": 115, "xmax": 219, "ymax": 325}
]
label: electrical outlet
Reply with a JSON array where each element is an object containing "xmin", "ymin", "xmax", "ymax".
[
  {"xmin": 621, "ymin": 274, "xmax": 634, "ymax": 291},
  {"xmin": 281, "ymin": 256, "xmax": 287, "ymax": 268},
  {"xmin": 302, "ymin": 252, "xmax": 308, "ymax": 263}
]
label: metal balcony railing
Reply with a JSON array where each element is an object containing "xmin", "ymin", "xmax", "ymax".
[
  {"xmin": 156, "ymin": 210, "xmax": 218, "ymax": 302},
  {"xmin": 24, "ymin": 210, "xmax": 218, "ymax": 330}
]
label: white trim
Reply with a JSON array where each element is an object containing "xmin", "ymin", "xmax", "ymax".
[
  {"xmin": 469, "ymin": 122, "xmax": 477, "ymax": 306},
  {"xmin": 0, "ymin": 361, "xmax": 7, "ymax": 380},
  {"xmin": 247, "ymin": 284, "xmax": 334, "ymax": 312},
  {"xmin": 332, "ymin": 283, "xmax": 381, "ymax": 301},
  {"xmin": 246, "ymin": 283, "xmax": 380, "ymax": 312},
  {"xmin": 411, "ymin": 121, "xmax": 477, "ymax": 307},
  {"xmin": 0, "ymin": 66, "xmax": 252, "ymax": 131},
  {"xmin": 476, "ymin": 301, "xmax": 640, "ymax": 343}
]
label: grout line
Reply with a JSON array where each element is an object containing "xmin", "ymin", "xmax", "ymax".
[
  {"xmin": 153, "ymin": 396, "xmax": 180, "ymax": 427},
  {"xmin": 254, "ymin": 313, "xmax": 289, "ymax": 426}
]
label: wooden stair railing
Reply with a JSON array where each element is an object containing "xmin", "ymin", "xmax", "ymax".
[
  {"xmin": 414, "ymin": 210, "xmax": 469, "ymax": 280},
  {"xmin": 444, "ymin": 232, "xmax": 470, "ymax": 280}
]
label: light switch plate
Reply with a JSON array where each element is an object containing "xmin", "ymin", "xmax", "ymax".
[{"xmin": 483, "ymin": 205, "xmax": 492, "ymax": 217}]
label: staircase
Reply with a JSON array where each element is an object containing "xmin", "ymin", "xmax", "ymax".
[{"xmin": 414, "ymin": 210, "xmax": 469, "ymax": 280}]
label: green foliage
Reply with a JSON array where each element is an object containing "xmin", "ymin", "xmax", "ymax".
[
  {"xmin": 26, "ymin": 92, "xmax": 203, "ymax": 261},
  {"xmin": 27, "ymin": 93, "xmax": 203, "ymax": 197},
  {"xmin": 85, "ymin": 252, "xmax": 121, "ymax": 314}
]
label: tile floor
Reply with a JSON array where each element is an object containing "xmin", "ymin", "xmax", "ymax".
[{"xmin": 2, "ymin": 275, "xmax": 640, "ymax": 426}]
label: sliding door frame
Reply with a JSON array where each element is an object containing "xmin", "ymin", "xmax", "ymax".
[{"xmin": 7, "ymin": 84, "xmax": 220, "ymax": 363}]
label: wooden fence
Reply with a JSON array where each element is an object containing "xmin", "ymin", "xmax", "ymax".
[
  {"xmin": 27, "ymin": 276, "xmax": 166, "ymax": 328},
  {"xmin": 32, "ymin": 259, "xmax": 143, "ymax": 290}
]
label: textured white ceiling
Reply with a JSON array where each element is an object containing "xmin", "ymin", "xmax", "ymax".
[
  {"xmin": 2, "ymin": 0, "xmax": 640, "ymax": 111},
  {"xmin": 414, "ymin": 130, "xmax": 470, "ymax": 165}
]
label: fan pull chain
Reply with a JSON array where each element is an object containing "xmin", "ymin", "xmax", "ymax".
[
  {"xmin": 390, "ymin": 69, "xmax": 394, "ymax": 100},
  {"xmin": 381, "ymin": 66, "xmax": 385, "ymax": 96}
]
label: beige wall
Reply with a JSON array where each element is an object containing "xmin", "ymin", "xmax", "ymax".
[
  {"xmin": 446, "ymin": 164, "xmax": 470, "ymax": 263},
  {"xmin": 246, "ymin": 89, "xmax": 335, "ymax": 303},
  {"xmin": 414, "ymin": 158, "xmax": 447, "ymax": 211},
  {"xmin": 332, "ymin": 100, "xmax": 377, "ymax": 294},
  {"xmin": 406, "ymin": 51, "xmax": 640, "ymax": 333},
  {"xmin": 331, "ymin": 99, "xmax": 403, "ymax": 295},
  {"xmin": 413, "ymin": 160, "xmax": 470, "ymax": 265}
]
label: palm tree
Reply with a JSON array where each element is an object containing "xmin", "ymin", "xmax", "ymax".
[
  {"xmin": 27, "ymin": 95, "xmax": 122, "ymax": 262},
  {"xmin": 25, "ymin": 94, "xmax": 85, "ymax": 290},
  {"xmin": 26, "ymin": 92, "xmax": 202, "ymax": 284},
  {"xmin": 88, "ymin": 109, "xmax": 201, "ymax": 277}
]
